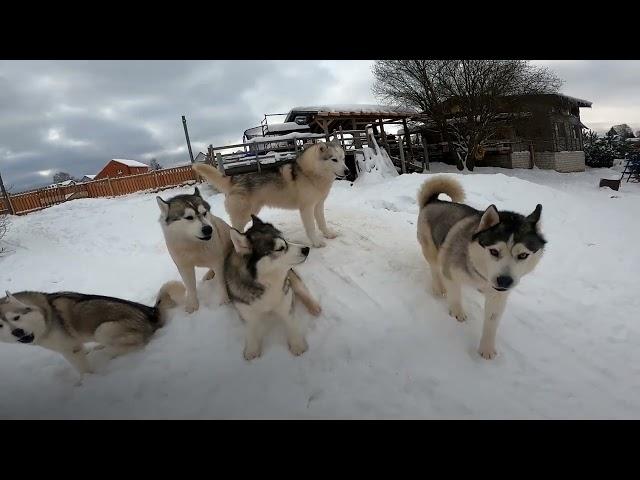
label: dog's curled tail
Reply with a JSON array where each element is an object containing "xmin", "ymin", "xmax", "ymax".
[
  {"xmin": 417, "ymin": 175, "xmax": 465, "ymax": 208},
  {"xmin": 192, "ymin": 163, "xmax": 232, "ymax": 194},
  {"xmin": 154, "ymin": 281, "xmax": 186, "ymax": 326}
]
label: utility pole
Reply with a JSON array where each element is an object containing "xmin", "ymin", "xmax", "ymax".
[{"xmin": 182, "ymin": 115, "xmax": 195, "ymax": 163}]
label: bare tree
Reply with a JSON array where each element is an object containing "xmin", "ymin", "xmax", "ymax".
[
  {"xmin": 53, "ymin": 171, "xmax": 75, "ymax": 184},
  {"xmin": 610, "ymin": 124, "xmax": 635, "ymax": 139},
  {"xmin": 149, "ymin": 158, "xmax": 162, "ymax": 170},
  {"xmin": 372, "ymin": 60, "xmax": 563, "ymax": 170}
]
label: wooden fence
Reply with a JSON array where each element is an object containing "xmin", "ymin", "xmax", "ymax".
[{"xmin": 1, "ymin": 165, "xmax": 198, "ymax": 216}]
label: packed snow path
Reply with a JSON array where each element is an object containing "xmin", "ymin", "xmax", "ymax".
[{"xmin": 1, "ymin": 164, "xmax": 639, "ymax": 419}]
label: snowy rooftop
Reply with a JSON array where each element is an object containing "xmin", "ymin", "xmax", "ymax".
[
  {"xmin": 245, "ymin": 132, "xmax": 326, "ymax": 144},
  {"xmin": 112, "ymin": 159, "xmax": 149, "ymax": 168},
  {"xmin": 265, "ymin": 122, "xmax": 310, "ymax": 133},
  {"xmin": 286, "ymin": 104, "xmax": 419, "ymax": 117},
  {"xmin": 83, "ymin": 174, "xmax": 96, "ymax": 179}
]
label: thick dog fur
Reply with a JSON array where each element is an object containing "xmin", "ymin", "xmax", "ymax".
[
  {"xmin": 157, "ymin": 187, "xmax": 234, "ymax": 313},
  {"xmin": 416, "ymin": 175, "xmax": 546, "ymax": 360},
  {"xmin": 193, "ymin": 141, "xmax": 349, "ymax": 248},
  {"xmin": 225, "ymin": 215, "xmax": 321, "ymax": 360},
  {"xmin": 0, "ymin": 281, "xmax": 185, "ymax": 376}
]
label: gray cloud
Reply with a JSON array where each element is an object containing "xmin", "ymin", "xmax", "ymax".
[
  {"xmin": 0, "ymin": 60, "xmax": 375, "ymax": 190},
  {"xmin": 1, "ymin": 60, "xmax": 638, "ymax": 191},
  {"xmin": 533, "ymin": 60, "xmax": 640, "ymax": 134}
]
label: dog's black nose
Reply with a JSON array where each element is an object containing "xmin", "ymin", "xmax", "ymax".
[
  {"xmin": 12, "ymin": 328, "xmax": 25, "ymax": 338},
  {"xmin": 202, "ymin": 225, "xmax": 213, "ymax": 236},
  {"xmin": 301, "ymin": 247, "xmax": 310, "ymax": 256},
  {"xmin": 496, "ymin": 276, "xmax": 514, "ymax": 289}
]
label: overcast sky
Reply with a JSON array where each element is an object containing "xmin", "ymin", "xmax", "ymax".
[{"xmin": 1, "ymin": 60, "xmax": 638, "ymax": 191}]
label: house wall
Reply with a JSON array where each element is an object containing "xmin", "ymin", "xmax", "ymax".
[
  {"xmin": 511, "ymin": 151, "xmax": 531, "ymax": 169},
  {"xmin": 95, "ymin": 162, "xmax": 149, "ymax": 180},
  {"xmin": 533, "ymin": 151, "xmax": 585, "ymax": 172}
]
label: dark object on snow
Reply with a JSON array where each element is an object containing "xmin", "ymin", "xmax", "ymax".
[{"xmin": 599, "ymin": 178, "xmax": 620, "ymax": 191}]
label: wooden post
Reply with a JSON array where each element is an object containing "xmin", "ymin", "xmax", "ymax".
[
  {"xmin": 402, "ymin": 118, "xmax": 415, "ymax": 163},
  {"xmin": 0, "ymin": 169, "xmax": 15, "ymax": 215},
  {"xmin": 107, "ymin": 176, "xmax": 115, "ymax": 196},
  {"xmin": 398, "ymin": 137, "xmax": 407, "ymax": 174},
  {"xmin": 352, "ymin": 119, "xmax": 362, "ymax": 148},
  {"xmin": 339, "ymin": 126, "xmax": 345, "ymax": 150},
  {"xmin": 378, "ymin": 118, "xmax": 388, "ymax": 153},
  {"xmin": 421, "ymin": 133, "xmax": 430, "ymax": 171},
  {"xmin": 215, "ymin": 152, "xmax": 225, "ymax": 176}
]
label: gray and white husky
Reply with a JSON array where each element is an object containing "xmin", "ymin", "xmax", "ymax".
[
  {"xmin": 0, "ymin": 281, "xmax": 185, "ymax": 375},
  {"xmin": 157, "ymin": 187, "xmax": 234, "ymax": 313},
  {"xmin": 416, "ymin": 176, "xmax": 546, "ymax": 360},
  {"xmin": 226, "ymin": 215, "xmax": 321, "ymax": 360},
  {"xmin": 193, "ymin": 141, "xmax": 349, "ymax": 248}
]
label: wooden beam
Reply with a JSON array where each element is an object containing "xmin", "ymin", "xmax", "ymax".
[
  {"xmin": 379, "ymin": 117, "xmax": 389, "ymax": 153},
  {"xmin": 398, "ymin": 137, "xmax": 407, "ymax": 174},
  {"xmin": 403, "ymin": 118, "xmax": 415, "ymax": 162},
  {"xmin": 421, "ymin": 133, "xmax": 430, "ymax": 171}
]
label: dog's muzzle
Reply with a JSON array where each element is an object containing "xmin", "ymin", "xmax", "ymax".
[{"xmin": 13, "ymin": 329, "xmax": 35, "ymax": 344}]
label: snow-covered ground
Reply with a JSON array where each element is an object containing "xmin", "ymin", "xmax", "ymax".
[{"xmin": 1, "ymin": 163, "xmax": 639, "ymax": 419}]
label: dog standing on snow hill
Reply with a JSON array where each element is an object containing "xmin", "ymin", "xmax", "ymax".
[
  {"xmin": 416, "ymin": 176, "xmax": 546, "ymax": 360},
  {"xmin": 0, "ymin": 282, "xmax": 185, "ymax": 375},
  {"xmin": 193, "ymin": 141, "xmax": 349, "ymax": 248},
  {"xmin": 157, "ymin": 187, "xmax": 234, "ymax": 313}
]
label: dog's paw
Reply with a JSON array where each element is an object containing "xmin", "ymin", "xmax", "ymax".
[
  {"xmin": 307, "ymin": 301, "xmax": 322, "ymax": 317},
  {"xmin": 431, "ymin": 284, "xmax": 446, "ymax": 297},
  {"xmin": 243, "ymin": 345, "xmax": 262, "ymax": 361},
  {"xmin": 311, "ymin": 237, "xmax": 326, "ymax": 248},
  {"xmin": 322, "ymin": 229, "xmax": 338, "ymax": 239},
  {"xmin": 288, "ymin": 338, "xmax": 308, "ymax": 356},
  {"xmin": 449, "ymin": 307, "xmax": 467, "ymax": 322},
  {"xmin": 185, "ymin": 299, "xmax": 199, "ymax": 314},
  {"xmin": 478, "ymin": 344, "xmax": 498, "ymax": 360}
]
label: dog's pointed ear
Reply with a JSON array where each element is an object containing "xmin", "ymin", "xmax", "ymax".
[
  {"xmin": 318, "ymin": 142, "xmax": 327, "ymax": 153},
  {"xmin": 250, "ymin": 214, "xmax": 263, "ymax": 226},
  {"xmin": 4, "ymin": 291, "xmax": 15, "ymax": 302},
  {"xmin": 230, "ymin": 229, "xmax": 252, "ymax": 255},
  {"xmin": 193, "ymin": 186, "xmax": 201, "ymax": 197},
  {"xmin": 527, "ymin": 204, "xmax": 542, "ymax": 224},
  {"xmin": 156, "ymin": 196, "xmax": 169, "ymax": 216},
  {"xmin": 478, "ymin": 205, "xmax": 500, "ymax": 232}
]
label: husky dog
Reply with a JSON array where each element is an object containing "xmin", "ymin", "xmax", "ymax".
[
  {"xmin": 226, "ymin": 215, "xmax": 321, "ymax": 360},
  {"xmin": 416, "ymin": 176, "xmax": 546, "ymax": 360},
  {"xmin": 0, "ymin": 282, "xmax": 185, "ymax": 375},
  {"xmin": 157, "ymin": 187, "xmax": 234, "ymax": 313},
  {"xmin": 193, "ymin": 141, "xmax": 349, "ymax": 248}
]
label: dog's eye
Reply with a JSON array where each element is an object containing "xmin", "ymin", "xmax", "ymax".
[
  {"xmin": 489, "ymin": 248, "xmax": 500, "ymax": 258},
  {"xmin": 185, "ymin": 216, "xmax": 194, "ymax": 221},
  {"xmin": 517, "ymin": 252, "xmax": 529, "ymax": 260},
  {"xmin": 332, "ymin": 159, "xmax": 338, "ymax": 163},
  {"xmin": 12, "ymin": 316, "xmax": 20, "ymax": 321},
  {"xmin": 275, "ymin": 246, "xmax": 286, "ymax": 252}
]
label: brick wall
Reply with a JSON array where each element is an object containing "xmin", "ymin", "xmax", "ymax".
[
  {"xmin": 511, "ymin": 151, "xmax": 531, "ymax": 169},
  {"xmin": 554, "ymin": 151, "xmax": 586, "ymax": 172}
]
